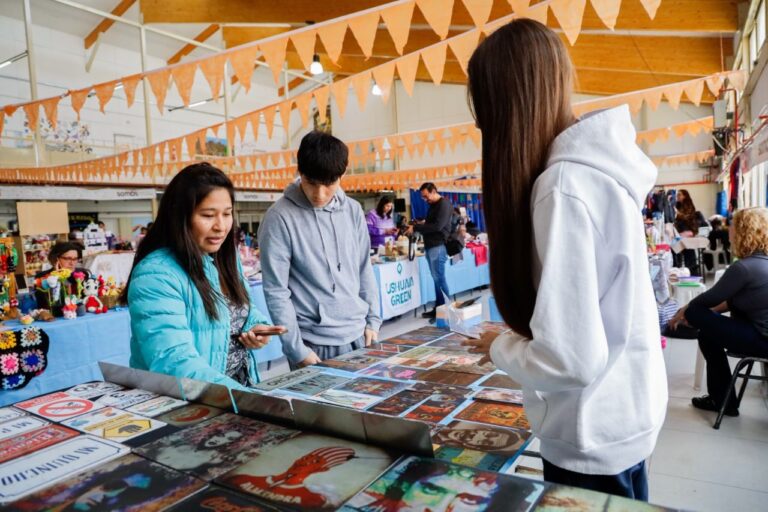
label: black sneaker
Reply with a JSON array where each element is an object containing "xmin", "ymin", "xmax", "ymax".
[
  {"xmin": 421, "ymin": 309, "xmax": 437, "ymax": 319},
  {"xmin": 691, "ymin": 395, "xmax": 739, "ymax": 417}
]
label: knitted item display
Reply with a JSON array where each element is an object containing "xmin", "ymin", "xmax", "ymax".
[{"xmin": 0, "ymin": 327, "xmax": 49, "ymax": 390}]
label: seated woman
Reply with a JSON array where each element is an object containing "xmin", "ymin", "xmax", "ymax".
[
  {"xmin": 34, "ymin": 241, "xmax": 89, "ymax": 278},
  {"xmin": 670, "ymin": 207, "xmax": 768, "ymax": 415},
  {"xmin": 121, "ymin": 163, "xmax": 283, "ymax": 390}
]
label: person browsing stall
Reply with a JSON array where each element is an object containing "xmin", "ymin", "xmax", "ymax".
[
  {"xmin": 122, "ymin": 163, "xmax": 282, "ymax": 390},
  {"xmin": 463, "ymin": 20, "xmax": 667, "ymax": 500},
  {"xmin": 259, "ymin": 131, "xmax": 381, "ymax": 369},
  {"xmin": 366, "ymin": 195, "xmax": 399, "ymax": 249},
  {"xmin": 670, "ymin": 207, "xmax": 768, "ymax": 416},
  {"xmin": 404, "ymin": 183, "xmax": 453, "ymax": 318}
]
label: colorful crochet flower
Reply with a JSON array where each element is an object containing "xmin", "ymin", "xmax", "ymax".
[
  {"xmin": 20, "ymin": 350, "xmax": 45, "ymax": 373},
  {"xmin": 0, "ymin": 353, "xmax": 19, "ymax": 375},
  {"xmin": 2, "ymin": 374, "xmax": 24, "ymax": 389},
  {"xmin": 0, "ymin": 331, "xmax": 16, "ymax": 350},
  {"xmin": 20, "ymin": 328, "xmax": 41, "ymax": 347}
]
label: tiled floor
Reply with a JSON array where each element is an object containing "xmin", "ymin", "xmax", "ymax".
[{"xmin": 257, "ymin": 294, "xmax": 768, "ymax": 512}]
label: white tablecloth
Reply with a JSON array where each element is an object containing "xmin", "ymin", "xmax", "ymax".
[{"xmin": 83, "ymin": 252, "xmax": 135, "ymax": 284}]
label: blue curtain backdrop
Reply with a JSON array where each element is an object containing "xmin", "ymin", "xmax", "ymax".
[{"xmin": 410, "ymin": 189, "xmax": 486, "ymax": 232}]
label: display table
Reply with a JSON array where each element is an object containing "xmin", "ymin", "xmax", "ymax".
[
  {"xmin": 83, "ymin": 251, "xmax": 135, "ymax": 284},
  {"xmin": 0, "ymin": 310, "xmax": 132, "ymax": 406}
]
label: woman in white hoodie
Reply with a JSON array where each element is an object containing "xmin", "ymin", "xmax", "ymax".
[{"xmin": 465, "ymin": 20, "xmax": 667, "ymax": 500}]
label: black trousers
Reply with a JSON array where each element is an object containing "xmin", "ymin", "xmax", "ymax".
[
  {"xmin": 685, "ymin": 303, "xmax": 768, "ymax": 406},
  {"xmin": 543, "ymin": 459, "xmax": 648, "ymax": 501}
]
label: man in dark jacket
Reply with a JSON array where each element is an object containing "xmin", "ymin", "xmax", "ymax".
[{"xmin": 406, "ymin": 182, "xmax": 453, "ymax": 318}]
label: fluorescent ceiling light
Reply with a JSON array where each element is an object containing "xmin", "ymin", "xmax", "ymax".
[
  {"xmin": 188, "ymin": 100, "xmax": 208, "ymax": 108},
  {"xmin": 0, "ymin": 51, "xmax": 28, "ymax": 70}
]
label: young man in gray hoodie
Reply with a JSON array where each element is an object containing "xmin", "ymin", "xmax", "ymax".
[{"xmin": 258, "ymin": 131, "xmax": 382, "ymax": 368}]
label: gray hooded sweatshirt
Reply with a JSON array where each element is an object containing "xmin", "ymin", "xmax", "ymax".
[{"xmin": 258, "ymin": 181, "xmax": 382, "ymax": 363}]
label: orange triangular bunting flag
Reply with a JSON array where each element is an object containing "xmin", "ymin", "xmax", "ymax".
[
  {"xmin": 278, "ymin": 100, "xmax": 293, "ymax": 135},
  {"xmin": 199, "ymin": 54, "xmax": 226, "ymax": 100},
  {"xmin": 448, "ymin": 29, "xmax": 481, "ymax": 75},
  {"xmin": 351, "ymin": 72, "xmax": 371, "ymax": 112},
  {"xmin": 590, "ymin": 0, "xmax": 621, "ymax": 30},
  {"xmin": 263, "ymin": 105, "xmax": 277, "ymax": 139},
  {"xmin": 664, "ymin": 84, "xmax": 685, "ymax": 110},
  {"xmin": 290, "ymin": 30, "xmax": 317, "ymax": 70},
  {"xmin": 682, "ymin": 80, "xmax": 704, "ymax": 107},
  {"xmin": 381, "ymin": 1, "xmax": 415, "ymax": 54},
  {"xmin": 639, "ymin": 0, "xmax": 661, "ymax": 19},
  {"xmin": 416, "ymin": 0, "xmax": 454, "ymax": 39},
  {"xmin": 524, "ymin": 2, "xmax": 548, "ymax": 24},
  {"xmin": 705, "ymin": 75, "xmax": 724, "ymax": 96},
  {"xmin": 314, "ymin": 86, "xmax": 330, "ymax": 122},
  {"xmin": 550, "ymin": 0, "xmax": 586, "ymax": 45},
  {"xmin": 234, "ymin": 115, "xmax": 250, "ymax": 141},
  {"xmin": 171, "ymin": 62, "xmax": 198, "ymax": 107},
  {"xmin": 332, "ymin": 78, "xmax": 351, "ymax": 118},
  {"xmin": 421, "ymin": 43, "xmax": 448, "ymax": 85},
  {"xmin": 23, "ymin": 103, "xmax": 39, "ymax": 132},
  {"xmin": 121, "ymin": 74, "xmax": 142, "ymax": 108},
  {"xmin": 508, "ymin": 0, "xmax": 531, "ymax": 13},
  {"xmin": 69, "ymin": 88, "xmax": 91, "ymax": 119},
  {"xmin": 294, "ymin": 93, "xmax": 313, "ymax": 128},
  {"xmin": 348, "ymin": 11, "xmax": 380, "ymax": 59},
  {"xmin": 147, "ymin": 69, "xmax": 171, "ymax": 114},
  {"xmin": 372, "ymin": 61, "xmax": 396, "ymax": 103},
  {"xmin": 94, "ymin": 81, "xmax": 118, "ymax": 113},
  {"xmin": 0, "ymin": 113, "xmax": 5, "ymax": 140},
  {"xmin": 396, "ymin": 52, "xmax": 420, "ymax": 96},
  {"xmin": 461, "ymin": 0, "xmax": 493, "ymax": 27},
  {"xmin": 249, "ymin": 112, "xmax": 261, "ymax": 142},
  {"xmin": 644, "ymin": 89, "xmax": 663, "ymax": 110},
  {"xmin": 41, "ymin": 97, "xmax": 60, "ymax": 130},
  {"xmin": 230, "ymin": 45, "xmax": 261, "ymax": 90},
  {"xmin": 317, "ymin": 21, "xmax": 348, "ymax": 64}
]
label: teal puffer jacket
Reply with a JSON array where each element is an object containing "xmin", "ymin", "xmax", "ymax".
[{"xmin": 128, "ymin": 248, "xmax": 269, "ymax": 390}]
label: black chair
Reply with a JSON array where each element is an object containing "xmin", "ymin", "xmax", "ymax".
[{"xmin": 714, "ymin": 351, "xmax": 768, "ymax": 429}]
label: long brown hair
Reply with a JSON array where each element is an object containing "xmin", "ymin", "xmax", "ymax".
[
  {"xmin": 675, "ymin": 189, "xmax": 699, "ymax": 235},
  {"xmin": 467, "ymin": 19, "xmax": 575, "ymax": 338},
  {"xmin": 121, "ymin": 163, "xmax": 249, "ymax": 320}
]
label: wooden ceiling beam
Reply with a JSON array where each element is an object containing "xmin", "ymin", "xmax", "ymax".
[
  {"xmin": 227, "ymin": 27, "xmax": 728, "ymax": 78},
  {"xmin": 167, "ymin": 24, "xmax": 220, "ymax": 65},
  {"xmin": 140, "ymin": 0, "xmax": 738, "ymax": 32},
  {"xmin": 84, "ymin": 0, "xmax": 137, "ymax": 49}
]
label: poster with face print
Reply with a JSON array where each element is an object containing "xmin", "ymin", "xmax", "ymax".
[
  {"xmin": 432, "ymin": 421, "xmax": 530, "ymax": 458},
  {"xmin": 455, "ymin": 402, "xmax": 530, "ymax": 430},
  {"xmin": 134, "ymin": 413, "xmax": 299, "ymax": 481},
  {"xmin": 339, "ymin": 456, "xmax": 544, "ymax": 512}
]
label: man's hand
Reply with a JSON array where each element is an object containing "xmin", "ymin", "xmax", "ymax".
[
  {"xmin": 461, "ymin": 331, "xmax": 501, "ymax": 366},
  {"xmin": 298, "ymin": 351, "xmax": 322, "ymax": 368},
  {"xmin": 364, "ymin": 328, "xmax": 378, "ymax": 346}
]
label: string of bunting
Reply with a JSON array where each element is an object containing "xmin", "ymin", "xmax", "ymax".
[
  {"xmin": 0, "ymin": 65, "xmax": 739, "ymax": 187},
  {"xmin": 0, "ymin": 0, "xmax": 664, "ymax": 136}
]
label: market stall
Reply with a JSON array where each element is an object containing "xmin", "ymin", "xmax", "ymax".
[{"xmin": 0, "ymin": 327, "xmax": 669, "ymax": 511}]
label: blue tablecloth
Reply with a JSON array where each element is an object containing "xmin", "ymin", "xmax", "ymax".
[{"xmin": 0, "ymin": 310, "xmax": 132, "ymax": 406}]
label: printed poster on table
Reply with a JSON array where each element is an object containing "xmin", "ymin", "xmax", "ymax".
[
  {"xmin": 0, "ymin": 435, "xmax": 128, "ymax": 504},
  {"xmin": 379, "ymin": 259, "xmax": 421, "ymax": 318}
]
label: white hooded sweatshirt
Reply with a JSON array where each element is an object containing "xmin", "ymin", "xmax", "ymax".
[{"xmin": 490, "ymin": 105, "xmax": 668, "ymax": 475}]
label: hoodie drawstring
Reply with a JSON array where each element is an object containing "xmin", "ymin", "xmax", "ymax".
[
  {"xmin": 314, "ymin": 209, "xmax": 338, "ymax": 293},
  {"xmin": 330, "ymin": 211, "xmax": 342, "ymax": 273}
]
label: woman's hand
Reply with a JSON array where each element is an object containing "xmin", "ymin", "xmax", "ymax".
[
  {"xmin": 238, "ymin": 324, "xmax": 286, "ymax": 349},
  {"xmin": 461, "ymin": 331, "xmax": 501, "ymax": 365},
  {"xmin": 669, "ymin": 306, "xmax": 689, "ymax": 330}
]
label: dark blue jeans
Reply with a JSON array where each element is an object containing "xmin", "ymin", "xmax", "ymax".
[
  {"xmin": 426, "ymin": 244, "xmax": 450, "ymax": 308},
  {"xmin": 543, "ymin": 459, "xmax": 648, "ymax": 501},
  {"xmin": 684, "ymin": 302, "xmax": 768, "ymax": 406}
]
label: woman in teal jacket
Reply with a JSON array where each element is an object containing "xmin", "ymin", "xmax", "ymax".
[{"xmin": 122, "ymin": 163, "xmax": 283, "ymax": 390}]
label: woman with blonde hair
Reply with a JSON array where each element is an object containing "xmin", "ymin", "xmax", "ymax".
[
  {"xmin": 671, "ymin": 207, "xmax": 768, "ymax": 416},
  {"xmin": 464, "ymin": 19, "xmax": 666, "ymax": 499}
]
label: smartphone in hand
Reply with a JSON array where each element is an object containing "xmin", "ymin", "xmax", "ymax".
[{"xmin": 251, "ymin": 325, "xmax": 288, "ymax": 336}]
